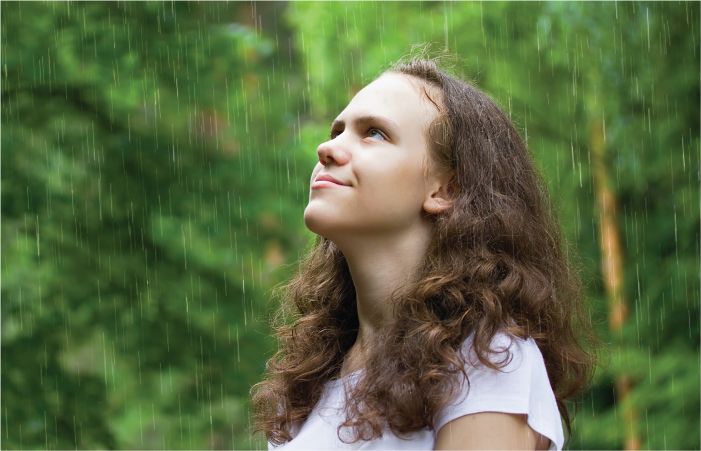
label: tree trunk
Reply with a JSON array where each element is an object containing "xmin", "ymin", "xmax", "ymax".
[{"xmin": 588, "ymin": 71, "xmax": 641, "ymax": 451}]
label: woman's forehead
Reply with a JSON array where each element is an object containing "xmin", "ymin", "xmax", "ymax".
[{"xmin": 337, "ymin": 73, "xmax": 439, "ymax": 130}]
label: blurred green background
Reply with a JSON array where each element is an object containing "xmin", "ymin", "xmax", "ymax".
[{"xmin": 1, "ymin": 2, "xmax": 698, "ymax": 450}]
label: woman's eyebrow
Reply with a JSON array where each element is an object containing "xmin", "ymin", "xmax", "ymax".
[{"xmin": 330, "ymin": 115, "xmax": 400, "ymax": 135}]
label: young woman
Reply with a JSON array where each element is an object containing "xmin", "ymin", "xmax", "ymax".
[{"xmin": 251, "ymin": 58, "xmax": 596, "ymax": 450}]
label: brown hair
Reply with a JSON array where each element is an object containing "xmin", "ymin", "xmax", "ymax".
[{"xmin": 250, "ymin": 58, "xmax": 597, "ymax": 446}]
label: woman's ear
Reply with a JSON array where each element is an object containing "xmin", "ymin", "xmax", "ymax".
[{"xmin": 423, "ymin": 173, "xmax": 455, "ymax": 215}]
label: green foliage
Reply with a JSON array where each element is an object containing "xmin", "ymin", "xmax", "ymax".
[
  {"xmin": 2, "ymin": 2, "xmax": 305, "ymax": 449},
  {"xmin": 2, "ymin": 2, "xmax": 698, "ymax": 450}
]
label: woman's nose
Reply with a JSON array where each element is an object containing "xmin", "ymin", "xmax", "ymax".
[{"xmin": 316, "ymin": 137, "xmax": 350, "ymax": 166}]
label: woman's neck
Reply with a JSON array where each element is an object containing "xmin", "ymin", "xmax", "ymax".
[{"xmin": 334, "ymin": 219, "xmax": 434, "ymax": 373}]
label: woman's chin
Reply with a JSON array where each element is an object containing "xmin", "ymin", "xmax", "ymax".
[
  {"xmin": 303, "ymin": 208, "xmax": 328, "ymax": 234},
  {"xmin": 303, "ymin": 209, "xmax": 345, "ymax": 239}
]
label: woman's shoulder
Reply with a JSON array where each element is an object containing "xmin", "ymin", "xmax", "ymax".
[
  {"xmin": 435, "ymin": 330, "xmax": 564, "ymax": 450},
  {"xmin": 443, "ymin": 329, "xmax": 556, "ymax": 425}
]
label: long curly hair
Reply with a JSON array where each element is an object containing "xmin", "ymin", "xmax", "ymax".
[{"xmin": 250, "ymin": 58, "xmax": 597, "ymax": 447}]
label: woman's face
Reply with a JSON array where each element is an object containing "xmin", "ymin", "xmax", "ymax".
[{"xmin": 304, "ymin": 73, "xmax": 442, "ymax": 239}]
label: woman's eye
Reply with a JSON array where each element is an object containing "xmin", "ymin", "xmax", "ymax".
[
  {"xmin": 329, "ymin": 127, "xmax": 386, "ymax": 141},
  {"xmin": 367, "ymin": 128, "xmax": 386, "ymax": 141}
]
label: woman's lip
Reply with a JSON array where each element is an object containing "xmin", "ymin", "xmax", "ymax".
[{"xmin": 311, "ymin": 180, "xmax": 347, "ymax": 189}]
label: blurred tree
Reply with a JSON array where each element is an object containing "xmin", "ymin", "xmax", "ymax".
[{"xmin": 2, "ymin": 2, "xmax": 310, "ymax": 449}]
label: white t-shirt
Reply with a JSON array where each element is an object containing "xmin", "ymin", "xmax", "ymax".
[{"xmin": 268, "ymin": 332, "xmax": 564, "ymax": 450}]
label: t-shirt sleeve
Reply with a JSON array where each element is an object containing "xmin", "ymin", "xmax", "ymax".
[{"xmin": 433, "ymin": 332, "xmax": 565, "ymax": 451}]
